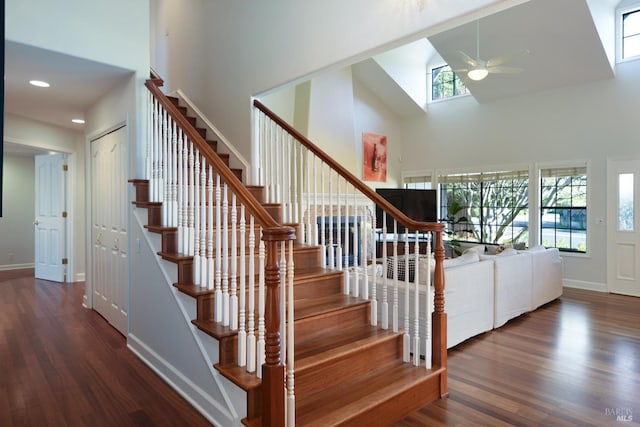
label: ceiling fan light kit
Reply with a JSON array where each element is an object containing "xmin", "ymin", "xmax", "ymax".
[{"xmin": 468, "ymin": 67, "xmax": 489, "ymax": 81}]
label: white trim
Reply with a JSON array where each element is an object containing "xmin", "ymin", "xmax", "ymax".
[
  {"xmin": 563, "ymin": 280, "xmax": 607, "ymax": 293},
  {"xmin": 0, "ymin": 263, "xmax": 35, "ymax": 271},
  {"xmin": 127, "ymin": 334, "xmax": 238, "ymax": 427}
]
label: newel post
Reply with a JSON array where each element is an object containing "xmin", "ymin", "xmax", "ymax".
[
  {"xmin": 432, "ymin": 229, "xmax": 448, "ymax": 396},
  {"xmin": 261, "ymin": 226, "xmax": 295, "ymax": 427}
]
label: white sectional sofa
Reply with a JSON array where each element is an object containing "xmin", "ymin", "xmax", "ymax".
[{"xmin": 371, "ymin": 245, "xmax": 563, "ymax": 351}]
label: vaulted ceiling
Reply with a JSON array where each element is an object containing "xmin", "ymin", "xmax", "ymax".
[{"xmin": 353, "ymin": 0, "xmax": 620, "ymax": 115}]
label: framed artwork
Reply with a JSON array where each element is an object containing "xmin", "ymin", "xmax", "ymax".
[{"xmin": 363, "ymin": 132, "xmax": 387, "ymax": 182}]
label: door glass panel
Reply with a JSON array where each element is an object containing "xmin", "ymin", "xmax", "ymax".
[{"xmin": 619, "ymin": 173, "xmax": 634, "ymax": 231}]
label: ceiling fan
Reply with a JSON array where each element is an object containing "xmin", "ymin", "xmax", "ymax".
[{"xmin": 456, "ymin": 21, "xmax": 529, "ymax": 81}]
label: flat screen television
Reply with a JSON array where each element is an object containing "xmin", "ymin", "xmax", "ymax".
[{"xmin": 375, "ymin": 188, "xmax": 437, "ymax": 230}]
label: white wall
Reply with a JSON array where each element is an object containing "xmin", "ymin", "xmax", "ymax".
[
  {"xmin": 353, "ymin": 75, "xmax": 404, "ymax": 187},
  {"xmin": 400, "ymin": 58, "xmax": 640, "ymax": 290},
  {"xmin": 3, "ymin": 115, "xmax": 86, "ymax": 280},
  {"xmin": 151, "ymin": 0, "xmax": 523, "ymax": 170},
  {"xmin": 0, "ymin": 154, "xmax": 35, "ymax": 268}
]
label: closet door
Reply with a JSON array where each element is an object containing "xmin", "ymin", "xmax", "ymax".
[{"xmin": 91, "ymin": 126, "xmax": 128, "ymax": 334}]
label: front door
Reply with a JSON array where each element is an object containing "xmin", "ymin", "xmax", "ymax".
[
  {"xmin": 34, "ymin": 153, "xmax": 67, "ymax": 282},
  {"xmin": 91, "ymin": 126, "xmax": 128, "ymax": 334},
  {"xmin": 607, "ymin": 158, "xmax": 640, "ymax": 297}
]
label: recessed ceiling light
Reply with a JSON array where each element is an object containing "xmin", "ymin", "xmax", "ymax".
[
  {"xmin": 29, "ymin": 80, "xmax": 50, "ymax": 88},
  {"xmin": 72, "ymin": 118, "xmax": 85, "ymax": 124}
]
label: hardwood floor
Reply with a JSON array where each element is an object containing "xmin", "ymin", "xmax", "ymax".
[
  {"xmin": 0, "ymin": 270, "xmax": 211, "ymax": 427},
  {"xmin": 1, "ymin": 269, "xmax": 638, "ymax": 426},
  {"xmin": 396, "ymin": 287, "xmax": 640, "ymax": 427}
]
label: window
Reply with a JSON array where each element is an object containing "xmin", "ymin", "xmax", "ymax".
[
  {"xmin": 540, "ymin": 166, "xmax": 587, "ymax": 253},
  {"xmin": 403, "ymin": 173, "xmax": 433, "ymax": 190},
  {"xmin": 431, "ymin": 65, "xmax": 469, "ymax": 101},
  {"xmin": 439, "ymin": 170, "xmax": 529, "ymax": 246},
  {"xmin": 622, "ymin": 8, "xmax": 640, "ymax": 60}
]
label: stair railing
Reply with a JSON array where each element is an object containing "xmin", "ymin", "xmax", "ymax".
[
  {"xmin": 145, "ymin": 79, "xmax": 293, "ymax": 427},
  {"xmin": 254, "ymin": 99, "xmax": 447, "ymax": 382}
]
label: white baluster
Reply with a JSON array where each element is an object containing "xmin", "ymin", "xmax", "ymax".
[
  {"xmin": 392, "ymin": 222, "xmax": 399, "ymax": 333},
  {"xmin": 238, "ymin": 205, "xmax": 247, "ymax": 367},
  {"xmin": 161, "ymin": 109, "xmax": 168, "ymax": 226},
  {"xmin": 336, "ymin": 176, "xmax": 342, "ymax": 271},
  {"xmin": 207, "ymin": 166, "xmax": 214, "ymax": 290},
  {"xmin": 181, "ymin": 133, "xmax": 189, "ymax": 253},
  {"xmin": 187, "ymin": 143, "xmax": 195, "ymax": 256},
  {"xmin": 352, "ymin": 194, "xmax": 360, "ymax": 298},
  {"xmin": 193, "ymin": 151, "xmax": 201, "ymax": 285},
  {"xmin": 151, "ymin": 99, "xmax": 160, "ymax": 202},
  {"xmin": 306, "ymin": 148, "xmax": 313, "ymax": 246},
  {"xmin": 424, "ymin": 233, "xmax": 432, "ymax": 370},
  {"xmin": 247, "ymin": 216, "xmax": 256, "ymax": 373},
  {"xmin": 328, "ymin": 170, "xmax": 334, "ymax": 269},
  {"xmin": 145, "ymin": 92, "xmax": 152, "ymax": 183},
  {"xmin": 320, "ymin": 162, "xmax": 326, "ymax": 267},
  {"xmin": 286, "ymin": 239, "xmax": 295, "ymax": 427},
  {"xmin": 257, "ymin": 235, "xmax": 266, "ymax": 379},
  {"xmin": 200, "ymin": 158, "xmax": 207, "ymax": 286},
  {"xmin": 362, "ymin": 212, "xmax": 369, "ymax": 300},
  {"xmin": 215, "ymin": 174, "xmax": 222, "ymax": 322},
  {"xmin": 170, "ymin": 121, "xmax": 178, "ymax": 228},
  {"xmin": 313, "ymin": 156, "xmax": 319, "ymax": 246},
  {"xmin": 177, "ymin": 130, "xmax": 184, "ymax": 254},
  {"xmin": 230, "ymin": 194, "xmax": 238, "ymax": 330},
  {"xmin": 343, "ymin": 184, "xmax": 350, "ymax": 295},
  {"xmin": 222, "ymin": 184, "xmax": 230, "ymax": 326},
  {"xmin": 403, "ymin": 231, "xmax": 411, "ymax": 363},
  {"xmin": 413, "ymin": 231, "xmax": 421, "ymax": 367},
  {"xmin": 379, "ymin": 213, "xmax": 386, "ymax": 329}
]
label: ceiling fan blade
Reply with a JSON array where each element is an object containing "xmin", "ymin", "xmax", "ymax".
[
  {"xmin": 488, "ymin": 66, "xmax": 523, "ymax": 74},
  {"xmin": 457, "ymin": 51, "xmax": 478, "ymax": 68},
  {"xmin": 486, "ymin": 49, "xmax": 530, "ymax": 67}
]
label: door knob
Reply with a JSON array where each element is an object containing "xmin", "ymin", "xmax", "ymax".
[{"xmin": 33, "ymin": 220, "xmax": 40, "ymax": 226}]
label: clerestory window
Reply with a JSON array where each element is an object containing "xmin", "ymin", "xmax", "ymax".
[{"xmin": 430, "ymin": 65, "xmax": 469, "ymax": 101}]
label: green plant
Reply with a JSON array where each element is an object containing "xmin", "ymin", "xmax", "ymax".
[{"xmin": 440, "ymin": 201, "xmax": 473, "ymax": 257}]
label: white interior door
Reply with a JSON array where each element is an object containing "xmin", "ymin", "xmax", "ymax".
[
  {"xmin": 35, "ymin": 154, "xmax": 67, "ymax": 282},
  {"xmin": 607, "ymin": 159, "xmax": 640, "ymax": 297},
  {"xmin": 91, "ymin": 126, "xmax": 128, "ymax": 335}
]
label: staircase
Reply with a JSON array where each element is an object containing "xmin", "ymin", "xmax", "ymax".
[{"xmin": 133, "ymin": 76, "xmax": 448, "ymax": 426}]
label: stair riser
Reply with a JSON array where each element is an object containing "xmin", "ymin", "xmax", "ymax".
[
  {"xmin": 336, "ymin": 373, "xmax": 441, "ymax": 427},
  {"xmin": 294, "ymin": 335, "xmax": 403, "ymax": 399},
  {"xmin": 295, "ymin": 304, "xmax": 370, "ymax": 345}
]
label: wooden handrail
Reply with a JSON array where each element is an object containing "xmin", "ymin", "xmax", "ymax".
[
  {"xmin": 254, "ymin": 99, "xmax": 444, "ymax": 235},
  {"xmin": 147, "ymin": 81, "xmax": 294, "ymax": 239}
]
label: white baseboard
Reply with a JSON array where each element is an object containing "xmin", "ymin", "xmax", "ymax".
[
  {"xmin": 0, "ymin": 263, "xmax": 35, "ymax": 271},
  {"xmin": 127, "ymin": 333, "xmax": 236, "ymax": 427},
  {"xmin": 563, "ymin": 279, "xmax": 607, "ymax": 292},
  {"xmin": 74, "ymin": 272, "xmax": 86, "ymax": 282}
]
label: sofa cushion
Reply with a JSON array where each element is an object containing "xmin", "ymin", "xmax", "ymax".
[{"xmin": 444, "ymin": 251, "xmax": 480, "ymax": 268}]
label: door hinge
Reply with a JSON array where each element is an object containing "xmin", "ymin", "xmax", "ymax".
[
  {"xmin": 62, "ymin": 211, "xmax": 68, "ymax": 218},
  {"xmin": 62, "ymin": 258, "xmax": 68, "ymax": 265},
  {"xmin": 63, "ymin": 164, "xmax": 68, "ymax": 172}
]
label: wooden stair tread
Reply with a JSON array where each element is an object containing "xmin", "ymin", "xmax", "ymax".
[
  {"xmin": 145, "ymin": 224, "xmax": 177, "ymax": 233},
  {"xmin": 174, "ymin": 283, "xmax": 213, "ymax": 298},
  {"xmin": 296, "ymin": 363, "xmax": 442, "ymax": 426},
  {"xmin": 213, "ymin": 363, "xmax": 261, "ymax": 392},
  {"xmin": 295, "ymin": 324, "xmax": 399, "ymax": 369},
  {"xmin": 293, "ymin": 294, "xmax": 368, "ymax": 321},
  {"xmin": 192, "ymin": 318, "xmax": 236, "ymax": 340}
]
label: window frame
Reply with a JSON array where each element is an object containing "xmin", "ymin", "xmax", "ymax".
[
  {"xmin": 536, "ymin": 161, "xmax": 591, "ymax": 257},
  {"xmin": 429, "ymin": 64, "xmax": 470, "ymax": 103},
  {"xmin": 437, "ymin": 166, "xmax": 531, "ymax": 247},
  {"xmin": 616, "ymin": 3, "xmax": 640, "ymax": 63}
]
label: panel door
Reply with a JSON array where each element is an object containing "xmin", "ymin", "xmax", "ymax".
[
  {"xmin": 91, "ymin": 126, "xmax": 128, "ymax": 334},
  {"xmin": 607, "ymin": 159, "xmax": 640, "ymax": 297},
  {"xmin": 34, "ymin": 154, "xmax": 66, "ymax": 282}
]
